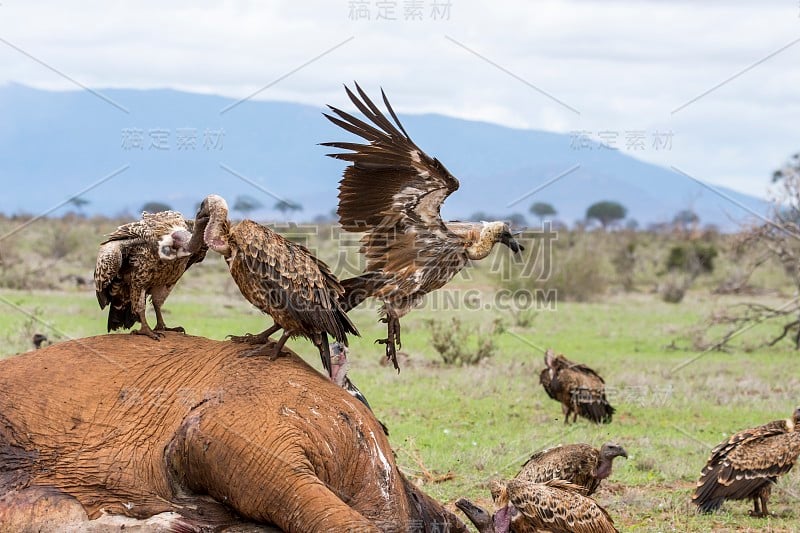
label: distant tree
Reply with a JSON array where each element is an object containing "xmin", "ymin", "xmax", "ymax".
[
  {"xmin": 274, "ymin": 199, "xmax": 303, "ymax": 215},
  {"xmin": 233, "ymin": 195, "xmax": 263, "ymax": 217},
  {"xmin": 68, "ymin": 196, "xmax": 89, "ymax": 213},
  {"xmin": 141, "ymin": 201, "xmax": 172, "ymax": 213},
  {"xmin": 772, "ymin": 152, "xmax": 799, "ymax": 182},
  {"xmin": 673, "ymin": 209, "xmax": 699, "ymax": 229},
  {"xmin": 529, "ymin": 202, "xmax": 557, "ymax": 222},
  {"xmin": 468, "ymin": 211, "xmax": 491, "ymax": 222},
  {"xmin": 506, "ymin": 213, "xmax": 527, "ymax": 227},
  {"xmin": 625, "ymin": 219, "xmax": 639, "ymax": 231},
  {"xmin": 586, "ymin": 201, "xmax": 627, "ymax": 229}
]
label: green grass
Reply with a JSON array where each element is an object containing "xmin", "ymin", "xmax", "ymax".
[{"xmin": 1, "ymin": 217, "xmax": 800, "ymax": 531}]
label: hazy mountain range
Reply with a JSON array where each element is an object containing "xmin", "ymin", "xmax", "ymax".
[{"xmin": 0, "ymin": 84, "xmax": 769, "ymax": 229}]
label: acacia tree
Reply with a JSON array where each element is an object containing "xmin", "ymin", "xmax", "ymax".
[
  {"xmin": 586, "ymin": 201, "xmax": 627, "ymax": 229},
  {"xmin": 233, "ymin": 195, "xmax": 263, "ymax": 218},
  {"xmin": 529, "ymin": 202, "xmax": 556, "ymax": 222},
  {"xmin": 274, "ymin": 199, "xmax": 302, "ymax": 215}
]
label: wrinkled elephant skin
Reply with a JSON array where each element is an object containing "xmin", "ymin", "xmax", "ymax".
[{"xmin": 0, "ymin": 334, "xmax": 467, "ymax": 532}]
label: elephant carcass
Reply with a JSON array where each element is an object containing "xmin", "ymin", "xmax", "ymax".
[{"xmin": 0, "ymin": 334, "xmax": 467, "ymax": 532}]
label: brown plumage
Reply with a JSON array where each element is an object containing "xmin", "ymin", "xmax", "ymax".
[
  {"xmin": 456, "ymin": 479, "xmax": 617, "ymax": 533},
  {"xmin": 518, "ymin": 442, "xmax": 627, "ymax": 496},
  {"xmin": 540, "ymin": 348, "xmax": 614, "ymax": 424},
  {"xmin": 197, "ymin": 195, "xmax": 358, "ymax": 375},
  {"xmin": 323, "ymin": 83, "xmax": 523, "ymax": 371},
  {"xmin": 94, "ymin": 210, "xmax": 207, "ymax": 339},
  {"xmin": 692, "ymin": 407, "xmax": 800, "ymax": 516}
]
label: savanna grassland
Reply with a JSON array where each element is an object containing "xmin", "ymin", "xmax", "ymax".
[{"xmin": 1, "ymin": 214, "xmax": 799, "ymax": 532}]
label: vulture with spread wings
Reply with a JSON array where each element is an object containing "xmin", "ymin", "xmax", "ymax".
[
  {"xmin": 540, "ymin": 348, "xmax": 615, "ymax": 424},
  {"xmin": 196, "ymin": 195, "xmax": 358, "ymax": 376},
  {"xmin": 94, "ymin": 210, "xmax": 207, "ymax": 339},
  {"xmin": 323, "ymin": 83, "xmax": 523, "ymax": 370},
  {"xmin": 692, "ymin": 407, "xmax": 800, "ymax": 517}
]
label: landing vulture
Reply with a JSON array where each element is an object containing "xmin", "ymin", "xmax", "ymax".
[{"xmin": 323, "ymin": 83, "xmax": 524, "ymax": 371}]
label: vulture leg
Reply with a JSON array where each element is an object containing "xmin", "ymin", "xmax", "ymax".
[
  {"xmin": 229, "ymin": 323, "xmax": 282, "ymax": 345},
  {"xmin": 271, "ymin": 331, "xmax": 292, "ymax": 359},
  {"xmin": 152, "ymin": 302, "xmax": 184, "ymax": 333},
  {"xmin": 375, "ymin": 312, "xmax": 401, "ymax": 372},
  {"xmin": 562, "ymin": 404, "xmax": 571, "ymax": 425},
  {"xmin": 751, "ymin": 484, "xmax": 771, "ymax": 517},
  {"xmin": 130, "ymin": 290, "xmax": 161, "ymax": 340}
]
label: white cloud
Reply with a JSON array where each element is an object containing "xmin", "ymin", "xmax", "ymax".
[{"xmin": 0, "ymin": 0, "xmax": 797, "ymax": 198}]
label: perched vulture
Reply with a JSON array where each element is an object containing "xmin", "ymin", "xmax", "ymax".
[
  {"xmin": 322, "ymin": 83, "xmax": 524, "ymax": 371},
  {"xmin": 518, "ymin": 442, "xmax": 627, "ymax": 496},
  {"xmin": 540, "ymin": 348, "xmax": 614, "ymax": 424},
  {"xmin": 456, "ymin": 479, "xmax": 618, "ymax": 533},
  {"xmin": 94, "ymin": 211, "xmax": 207, "ymax": 339},
  {"xmin": 196, "ymin": 195, "xmax": 358, "ymax": 375},
  {"xmin": 692, "ymin": 407, "xmax": 800, "ymax": 516}
]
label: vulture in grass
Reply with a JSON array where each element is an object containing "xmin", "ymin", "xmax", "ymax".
[
  {"xmin": 692, "ymin": 407, "xmax": 800, "ymax": 517},
  {"xmin": 196, "ymin": 195, "xmax": 358, "ymax": 376},
  {"xmin": 518, "ymin": 442, "xmax": 627, "ymax": 496},
  {"xmin": 322, "ymin": 83, "xmax": 524, "ymax": 371},
  {"xmin": 94, "ymin": 211, "xmax": 207, "ymax": 339},
  {"xmin": 540, "ymin": 348, "xmax": 614, "ymax": 424},
  {"xmin": 456, "ymin": 479, "xmax": 618, "ymax": 533}
]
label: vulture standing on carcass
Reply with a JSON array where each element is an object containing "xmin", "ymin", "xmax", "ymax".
[
  {"xmin": 518, "ymin": 442, "xmax": 628, "ymax": 496},
  {"xmin": 692, "ymin": 407, "xmax": 800, "ymax": 517},
  {"xmin": 322, "ymin": 83, "xmax": 524, "ymax": 371},
  {"xmin": 456, "ymin": 479, "xmax": 618, "ymax": 533},
  {"xmin": 32, "ymin": 333, "xmax": 49, "ymax": 350},
  {"xmin": 540, "ymin": 348, "xmax": 614, "ymax": 424},
  {"xmin": 196, "ymin": 194, "xmax": 358, "ymax": 375},
  {"xmin": 94, "ymin": 210, "xmax": 208, "ymax": 339}
]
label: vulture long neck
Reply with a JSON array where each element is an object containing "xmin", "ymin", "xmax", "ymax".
[
  {"xmin": 596, "ymin": 456, "xmax": 614, "ymax": 480},
  {"xmin": 447, "ymin": 222, "xmax": 500, "ymax": 260},
  {"xmin": 205, "ymin": 208, "xmax": 231, "ymax": 257},
  {"xmin": 186, "ymin": 217, "xmax": 208, "ymax": 254}
]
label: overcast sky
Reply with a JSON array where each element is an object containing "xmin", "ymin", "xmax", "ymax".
[{"xmin": 1, "ymin": 0, "xmax": 798, "ymax": 199}]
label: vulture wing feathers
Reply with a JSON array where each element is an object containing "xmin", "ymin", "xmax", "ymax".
[
  {"xmin": 693, "ymin": 412, "xmax": 800, "ymax": 514},
  {"xmin": 323, "ymin": 84, "xmax": 468, "ymax": 296},
  {"xmin": 505, "ymin": 479, "xmax": 618, "ymax": 533},
  {"xmin": 228, "ymin": 220, "xmax": 358, "ymax": 344},
  {"xmin": 518, "ymin": 444, "xmax": 601, "ymax": 495}
]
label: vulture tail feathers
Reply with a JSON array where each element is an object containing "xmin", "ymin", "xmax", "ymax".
[
  {"xmin": 340, "ymin": 272, "xmax": 384, "ymax": 312},
  {"xmin": 575, "ymin": 391, "xmax": 615, "ymax": 424},
  {"xmin": 107, "ymin": 300, "xmax": 138, "ymax": 332}
]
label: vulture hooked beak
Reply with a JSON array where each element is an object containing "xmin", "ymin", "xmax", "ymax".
[{"xmin": 500, "ymin": 231, "xmax": 524, "ymax": 255}]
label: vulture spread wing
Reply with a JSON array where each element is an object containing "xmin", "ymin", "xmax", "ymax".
[
  {"xmin": 322, "ymin": 84, "xmax": 467, "ymax": 293},
  {"xmin": 519, "ymin": 444, "xmax": 600, "ymax": 495},
  {"xmin": 693, "ymin": 418, "xmax": 800, "ymax": 512},
  {"xmin": 506, "ymin": 479, "xmax": 618, "ymax": 533},
  {"xmin": 228, "ymin": 220, "xmax": 358, "ymax": 343}
]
